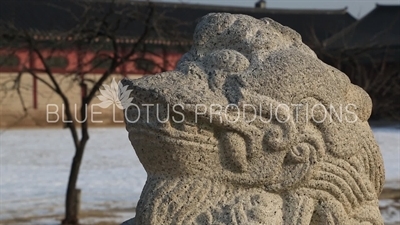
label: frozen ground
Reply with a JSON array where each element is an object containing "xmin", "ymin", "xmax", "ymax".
[{"xmin": 0, "ymin": 126, "xmax": 399, "ymax": 224}]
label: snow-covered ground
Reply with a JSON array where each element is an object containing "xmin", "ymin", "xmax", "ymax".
[
  {"xmin": 374, "ymin": 127, "xmax": 400, "ymax": 189},
  {"xmin": 0, "ymin": 126, "xmax": 399, "ymax": 224}
]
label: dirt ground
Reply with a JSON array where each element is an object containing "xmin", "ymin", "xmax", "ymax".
[{"xmin": 0, "ymin": 207, "xmax": 134, "ymax": 225}]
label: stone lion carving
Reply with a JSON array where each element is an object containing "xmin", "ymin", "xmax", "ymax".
[{"xmin": 122, "ymin": 13, "xmax": 385, "ymax": 225}]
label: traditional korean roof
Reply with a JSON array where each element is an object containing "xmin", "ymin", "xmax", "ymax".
[
  {"xmin": 0, "ymin": 0, "xmax": 356, "ymax": 48},
  {"xmin": 323, "ymin": 4, "xmax": 400, "ymax": 62}
]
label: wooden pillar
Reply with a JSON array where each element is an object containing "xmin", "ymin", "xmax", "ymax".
[
  {"xmin": 122, "ymin": 47, "xmax": 127, "ymax": 77},
  {"xmin": 30, "ymin": 50, "xmax": 38, "ymax": 109}
]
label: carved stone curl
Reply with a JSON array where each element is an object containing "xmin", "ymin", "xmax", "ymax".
[{"xmin": 122, "ymin": 13, "xmax": 385, "ymax": 225}]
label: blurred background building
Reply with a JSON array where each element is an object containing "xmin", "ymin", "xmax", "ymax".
[{"xmin": 0, "ymin": 0, "xmax": 399, "ymax": 127}]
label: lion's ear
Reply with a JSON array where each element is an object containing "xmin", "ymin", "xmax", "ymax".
[
  {"xmin": 269, "ymin": 125, "xmax": 326, "ymax": 191},
  {"xmin": 287, "ymin": 98, "xmax": 326, "ymax": 163},
  {"xmin": 285, "ymin": 129, "xmax": 325, "ymax": 165}
]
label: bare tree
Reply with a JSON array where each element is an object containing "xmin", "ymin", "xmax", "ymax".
[
  {"xmin": 0, "ymin": 0, "xmax": 186, "ymax": 224},
  {"xmin": 297, "ymin": 19, "xmax": 400, "ymax": 122},
  {"xmin": 319, "ymin": 30, "xmax": 400, "ymax": 121},
  {"xmin": 331, "ymin": 50, "xmax": 400, "ymax": 120}
]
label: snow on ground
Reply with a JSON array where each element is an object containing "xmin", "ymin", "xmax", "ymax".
[
  {"xmin": 0, "ymin": 128, "xmax": 145, "ymax": 223},
  {"xmin": 373, "ymin": 127, "xmax": 400, "ymax": 189},
  {"xmin": 0, "ymin": 126, "xmax": 399, "ymax": 224}
]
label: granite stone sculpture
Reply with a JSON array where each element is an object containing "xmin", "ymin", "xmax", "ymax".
[{"xmin": 122, "ymin": 13, "xmax": 385, "ymax": 225}]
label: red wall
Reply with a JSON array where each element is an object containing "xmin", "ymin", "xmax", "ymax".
[{"xmin": 0, "ymin": 49, "xmax": 184, "ymax": 74}]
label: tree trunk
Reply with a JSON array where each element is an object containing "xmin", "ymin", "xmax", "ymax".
[
  {"xmin": 62, "ymin": 145, "xmax": 85, "ymax": 225},
  {"xmin": 62, "ymin": 83, "xmax": 89, "ymax": 225}
]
